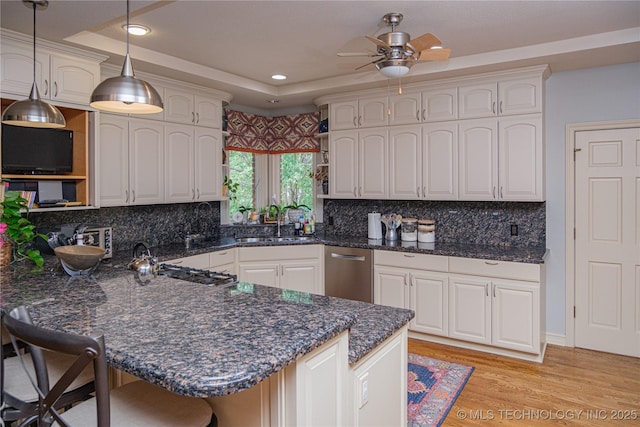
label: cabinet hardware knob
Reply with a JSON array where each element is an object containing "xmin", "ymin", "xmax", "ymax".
[
  {"xmin": 403, "ymin": 254, "xmax": 415, "ymax": 258},
  {"xmin": 196, "ymin": 113, "xmax": 200, "ymax": 124},
  {"xmin": 492, "ymin": 101, "xmax": 496, "ymax": 115},
  {"xmin": 353, "ymin": 117, "xmax": 357, "ymax": 127},
  {"xmin": 416, "ymin": 111, "xmax": 420, "ymax": 121},
  {"xmin": 422, "ymin": 109, "xmax": 426, "ymax": 121},
  {"xmin": 485, "ymin": 261, "xmax": 499, "ymax": 265},
  {"xmin": 192, "ymin": 112, "xmax": 195, "ymax": 123},
  {"xmin": 44, "ymin": 79, "xmax": 49, "ymax": 96},
  {"xmin": 499, "ymin": 101, "xmax": 503, "ymax": 115},
  {"xmin": 125, "ymin": 190, "xmax": 129, "ymax": 203},
  {"xmin": 53, "ymin": 81, "xmax": 58, "ymax": 97},
  {"xmin": 358, "ymin": 116, "xmax": 362, "ymax": 126},
  {"xmin": 500, "ymin": 186, "xmax": 503, "ymax": 198},
  {"xmin": 417, "ymin": 187, "xmax": 420, "ymax": 197},
  {"xmin": 492, "ymin": 186, "xmax": 496, "ymax": 199},
  {"xmin": 132, "ymin": 190, "xmax": 136, "ymax": 203}
]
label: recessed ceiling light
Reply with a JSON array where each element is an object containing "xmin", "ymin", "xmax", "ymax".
[
  {"xmin": 266, "ymin": 99, "xmax": 280, "ymax": 104},
  {"xmin": 271, "ymin": 74, "xmax": 287, "ymax": 80},
  {"xmin": 123, "ymin": 24, "xmax": 151, "ymax": 36}
]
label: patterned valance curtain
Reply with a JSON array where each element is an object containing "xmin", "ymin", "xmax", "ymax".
[{"xmin": 226, "ymin": 110, "xmax": 319, "ymax": 154}]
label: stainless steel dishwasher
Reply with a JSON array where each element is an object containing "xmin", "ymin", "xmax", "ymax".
[{"xmin": 324, "ymin": 246, "xmax": 373, "ymax": 303}]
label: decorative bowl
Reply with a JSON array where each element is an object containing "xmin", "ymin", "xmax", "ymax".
[{"xmin": 54, "ymin": 245, "xmax": 106, "ymax": 276}]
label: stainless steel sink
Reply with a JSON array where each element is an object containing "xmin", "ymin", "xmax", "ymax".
[
  {"xmin": 234, "ymin": 236, "xmax": 316, "ymax": 243},
  {"xmin": 235, "ymin": 237, "xmax": 269, "ymax": 243}
]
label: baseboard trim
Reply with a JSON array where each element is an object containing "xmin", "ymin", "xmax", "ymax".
[{"xmin": 545, "ymin": 332, "xmax": 567, "ymax": 347}]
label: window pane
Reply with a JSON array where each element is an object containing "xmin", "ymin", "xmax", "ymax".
[
  {"xmin": 228, "ymin": 150, "xmax": 255, "ymax": 219},
  {"xmin": 280, "ymin": 153, "xmax": 313, "ymax": 209}
]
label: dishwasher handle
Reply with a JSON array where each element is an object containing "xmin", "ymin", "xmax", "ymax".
[{"xmin": 330, "ymin": 252, "xmax": 366, "ymax": 262}]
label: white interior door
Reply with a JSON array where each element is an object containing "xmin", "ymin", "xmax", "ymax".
[{"xmin": 574, "ymin": 127, "xmax": 640, "ymax": 357}]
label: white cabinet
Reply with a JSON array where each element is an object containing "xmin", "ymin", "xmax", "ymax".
[
  {"xmin": 388, "ymin": 87, "xmax": 457, "ymax": 126},
  {"xmin": 374, "ymin": 251, "xmax": 449, "ymax": 337},
  {"xmin": 459, "ymin": 76, "xmax": 542, "ymax": 119},
  {"xmin": 0, "ymin": 36, "xmax": 100, "ymax": 105},
  {"xmin": 422, "ymin": 122, "xmax": 458, "ymax": 200},
  {"xmin": 209, "ymin": 249, "xmax": 236, "ymax": 275},
  {"xmin": 164, "ymin": 88, "xmax": 222, "ymax": 128},
  {"xmin": 448, "ymin": 257, "xmax": 543, "ymax": 354},
  {"xmin": 238, "ymin": 245, "xmax": 323, "ymax": 294},
  {"xmin": 164, "ymin": 123, "xmax": 222, "ymax": 203},
  {"xmin": 99, "ymin": 115, "xmax": 164, "ymax": 206},
  {"xmin": 329, "ymin": 129, "xmax": 387, "ymax": 199},
  {"xmin": 388, "ymin": 126, "xmax": 421, "ymax": 199},
  {"xmin": 329, "ymin": 96, "xmax": 388, "ymax": 130},
  {"xmin": 166, "ymin": 253, "xmax": 210, "ymax": 269},
  {"xmin": 459, "ymin": 115, "xmax": 543, "ymax": 201}
]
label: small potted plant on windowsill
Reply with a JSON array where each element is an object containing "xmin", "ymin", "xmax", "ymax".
[
  {"xmin": 284, "ymin": 201, "xmax": 311, "ymax": 223},
  {"xmin": 222, "ymin": 176, "xmax": 239, "ymax": 201},
  {"xmin": 310, "ymin": 167, "xmax": 329, "ymax": 195},
  {"xmin": 0, "ymin": 189, "xmax": 44, "ymax": 268}
]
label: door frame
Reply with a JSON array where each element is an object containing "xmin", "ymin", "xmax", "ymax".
[{"xmin": 565, "ymin": 118, "xmax": 640, "ymax": 348}]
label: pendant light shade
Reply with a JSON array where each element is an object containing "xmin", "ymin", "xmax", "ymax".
[
  {"xmin": 90, "ymin": 0, "xmax": 163, "ymax": 114},
  {"xmin": 1, "ymin": 0, "xmax": 66, "ymax": 128}
]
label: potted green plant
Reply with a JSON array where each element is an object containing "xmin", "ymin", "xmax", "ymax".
[
  {"xmin": 0, "ymin": 190, "xmax": 44, "ymax": 267},
  {"xmin": 222, "ymin": 176, "xmax": 239, "ymax": 201},
  {"xmin": 284, "ymin": 201, "xmax": 311, "ymax": 223}
]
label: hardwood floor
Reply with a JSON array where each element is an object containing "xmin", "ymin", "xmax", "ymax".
[{"xmin": 408, "ymin": 339, "xmax": 640, "ymax": 426}]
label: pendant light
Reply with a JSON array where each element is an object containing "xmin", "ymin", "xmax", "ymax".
[
  {"xmin": 1, "ymin": 0, "xmax": 66, "ymax": 128},
  {"xmin": 90, "ymin": 0, "xmax": 163, "ymax": 114}
]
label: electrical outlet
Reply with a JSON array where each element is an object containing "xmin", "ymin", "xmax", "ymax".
[
  {"xmin": 328, "ymin": 215, "xmax": 334, "ymax": 226},
  {"xmin": 510, "ymin": 224, "xmax": 519, "ymax": 236},
  {"xmin": 359, "ymin": 373, "xmax": 369, "ymax": 408}
]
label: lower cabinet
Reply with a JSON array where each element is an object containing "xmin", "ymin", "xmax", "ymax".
[
  {"xmin": 237, "ymin": 245, "xmax": 323, "ymax": 294},
  {"xmin": 374, "ymin": 250, "xmax": 545, "ymax": 360}
]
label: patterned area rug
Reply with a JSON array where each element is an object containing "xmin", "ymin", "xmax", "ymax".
[{"xmin": 408, "ymin": 353, "xmax": 474, "ymax": 427}]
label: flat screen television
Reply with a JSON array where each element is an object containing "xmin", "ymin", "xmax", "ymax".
[{"xmin": 1, "ymin": 124, "xmax": 73, "ymax": 174}]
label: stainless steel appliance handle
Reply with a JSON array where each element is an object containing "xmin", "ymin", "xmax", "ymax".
[{"xmin": 330, "ymin": 253, "xmax": 366, "ymax": 262}]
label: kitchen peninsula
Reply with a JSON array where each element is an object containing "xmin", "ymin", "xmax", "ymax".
[{"xmin": 1, "ymin": 250, "xmax": 414, "ymax": 426}]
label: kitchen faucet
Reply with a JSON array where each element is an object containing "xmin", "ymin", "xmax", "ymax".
[{"xmin": 270, "ymin": 204, "xmax": 281, "ymax": 238}]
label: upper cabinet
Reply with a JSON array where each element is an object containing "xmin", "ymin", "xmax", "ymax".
[
  {"xmin": 0, "ymin": 32, "xmax": 103, "ymax": 106},
  {"xmin": 458, "ymin": 76, "xmax": 542, "ymax": 119},
  {"xmin": 330, "ymin": 96, "xmax": 388, "ymax": 130},
  {"xmin": 388, "ymin": 87, "xmax": 458, "ymax": 126},
  {"xmin": 164, "ymin": 88, "xmax": 222, "ymax": 128}
]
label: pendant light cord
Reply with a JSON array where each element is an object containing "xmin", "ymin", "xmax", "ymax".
[
  {"xmin": 126, "ymin": 0, "xmax": 130, "ymax": 56},
  {"xmin": 32, "ymin": 1, "xmax": 36, "ymax": 86}
]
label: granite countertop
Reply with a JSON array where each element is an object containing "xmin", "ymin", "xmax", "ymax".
[
  {"xmin": 155, "ymin": 233, "xmax": 548, "ymax": 264},
  {"xmin": 0, "ymin": 258, "xmax": 414, "ymax": 397}
]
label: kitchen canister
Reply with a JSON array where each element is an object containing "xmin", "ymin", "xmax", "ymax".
[
  {"xmin": 418, "ymin": 219, "xmax": 436, "ymax": 243},
  {"xmin": 368, "ymin": 212, "xmax": 382, "ymax": 240},
  {"xmin": 401, "ymin": 218, "xmax": 418, "ymax": 241}
]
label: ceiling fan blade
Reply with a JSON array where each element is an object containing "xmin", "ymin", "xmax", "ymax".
[
  {"xmin": 365, "ymin": 35, "xmax": 389, "ymax": 50},
  {"xmin": 408, "ymin": 33, "xmax": 442, "ymax": 52},
  {"xmin": 337, "ymin": 52, "xmax": 381, "ymax": 57},
  {"xmin": 417, "ymin": 47, "xmax": 451, "ymax": 61},
  {"xmin": 354, "ymin": 57, "xmax": 385, "ymax": 71}
]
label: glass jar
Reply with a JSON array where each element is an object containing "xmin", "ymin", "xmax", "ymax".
[
  {"xmin": 418, "ymin": 219, "xmax": 435, "ymax": 243},
  {"xmin": 401, "ymin": 218, "xmax": 418, "ymax": 241}
]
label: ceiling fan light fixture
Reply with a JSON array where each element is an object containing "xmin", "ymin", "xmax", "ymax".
[
  {"xmin": 376, "ymin": 60, "xmax": 412, "ymax": 78},
  {"xmin": 90, "ymin": 0, "xmax": 163, "ymax": 114},
  {"xmin": 1, "ymin": 0, "xmax": 66, "ymax": 128},
  {"xmin": 123, "ymin": 24, "xmax": 151, "ymax": 36}
]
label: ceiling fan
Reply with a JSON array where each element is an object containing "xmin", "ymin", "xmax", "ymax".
[{"xmin": 338, "ymin": 12, "xmax": 451, "ymax": 78}]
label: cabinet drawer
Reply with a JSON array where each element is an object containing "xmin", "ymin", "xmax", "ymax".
[
  {"xmin": 238, "ymin": 244, "xmax": 321, "ymax": 262},
  {"xmin": 374, "ymin": 250, "xmax": 448, "ymax": 272},
  {"xmin": 449, "ymin": 256, "xmax": 540, "ymax": 282},
  {"xmin": 210, "ymin": 249, "xmax": 236, "ymax": 268}
]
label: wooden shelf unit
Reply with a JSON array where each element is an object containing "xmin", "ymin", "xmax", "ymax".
[{"xmin": 1, "ymin": 98, "xmax": 91, "ymax": 208}]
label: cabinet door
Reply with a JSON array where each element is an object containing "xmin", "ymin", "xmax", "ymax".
[
  {"xmin": 194, "ymin": 95, "xmax": 222, "ymax": 128},
  {"xmin": 374, "ymin": 267, "xmax": 408, "ymax": 309},
  {"xmin": 129, "ymin": 119, "xmax": 164, "ymax": 205},
  {"xmin": 238, "ymin": 263, "xmax": 278, "ymax": 287},
  {"xmin": 388, "ymin": 93, "xmax": 420, "ymax": 126},
  {"xmin": 358, "ymin": 96, "xmax": 388, "ymax": 128},
  {"xmin": 49, "ymin": 54, "xmax": 100, "ymax": 105},
  {"xmin": 330, "ymin": 131, "xmax": 358, "ymax": 198},
  {"xmin": 421, "ymin": 87, "xmax": 457, "ymax": 122},
  {"xmin": 164, "ymin": 88, "xmax": 194, "ymax": 124},
  {"xmin": 458, "ymin": 82, "xmax": 497, "ymax": 119},
  {"xmin": 492, "ymin": 280, "xmax": 540, "ymax": 353},
  {"xmin": 422, "ymin": 122, "xmax": 458, "ymax": 200},
  {"xmin": 458, "ymin": 119, "xmax": 498, "ymax": 200},
  {"xmin": 0, "ymin": 39, "xmax": 48, "ymax": 97},
  {"xmin": 358, "ymin": 129, "xmax": 387, "ymax": 199},
  {"xmin": 498, "ymin": 77, "xmax": 541, "ymax": 115},
  {"xmin": 194, "ymin": 128, "xmax": 222, "ymax": 201},
  {"xmin": 389, "ymin": 126, "xmax": 421, "ymax": 200},
  {"xmin": 330, "ymin": 101, "xmax": 358, "ymax": 130},
  {"xmin": 410, "ymin": 272, "xmax": 448, "ymax": 336},
  {"xmin": 99, "ymin": 114, "xmax": 130, "ymax": 207},
  {"xmin": 448, "ymin": 275, "xmax": 491, "ymax": 344},
  {"xmin": 165, "ymin": 123, "xmax": 195, "ymax": 202},
  {"xmin": 281, "ymin": 259, "xmax": 321, "ymax": 294},
  {"xmin": 498, "ymin": 115, "xmax": 544, "ymax": 201}
]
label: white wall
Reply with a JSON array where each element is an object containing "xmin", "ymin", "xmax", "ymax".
[{"xmin": 545, "ymin": 61, "xmax": 640, "ymax": 336}]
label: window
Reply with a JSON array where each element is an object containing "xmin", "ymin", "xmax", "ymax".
[{"xmin": 225, "ymin": 151, "xmax": 314, "ymax": 222}]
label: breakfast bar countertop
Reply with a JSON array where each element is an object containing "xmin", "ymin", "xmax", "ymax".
[{"xmin": 0, "ymin": 260, "xmax": 414, "ymax": 397}]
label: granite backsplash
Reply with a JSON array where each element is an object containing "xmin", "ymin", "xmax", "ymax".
[{"xmin": 28, "ymin": 199, "xmax": 545, "ymax": 252}]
